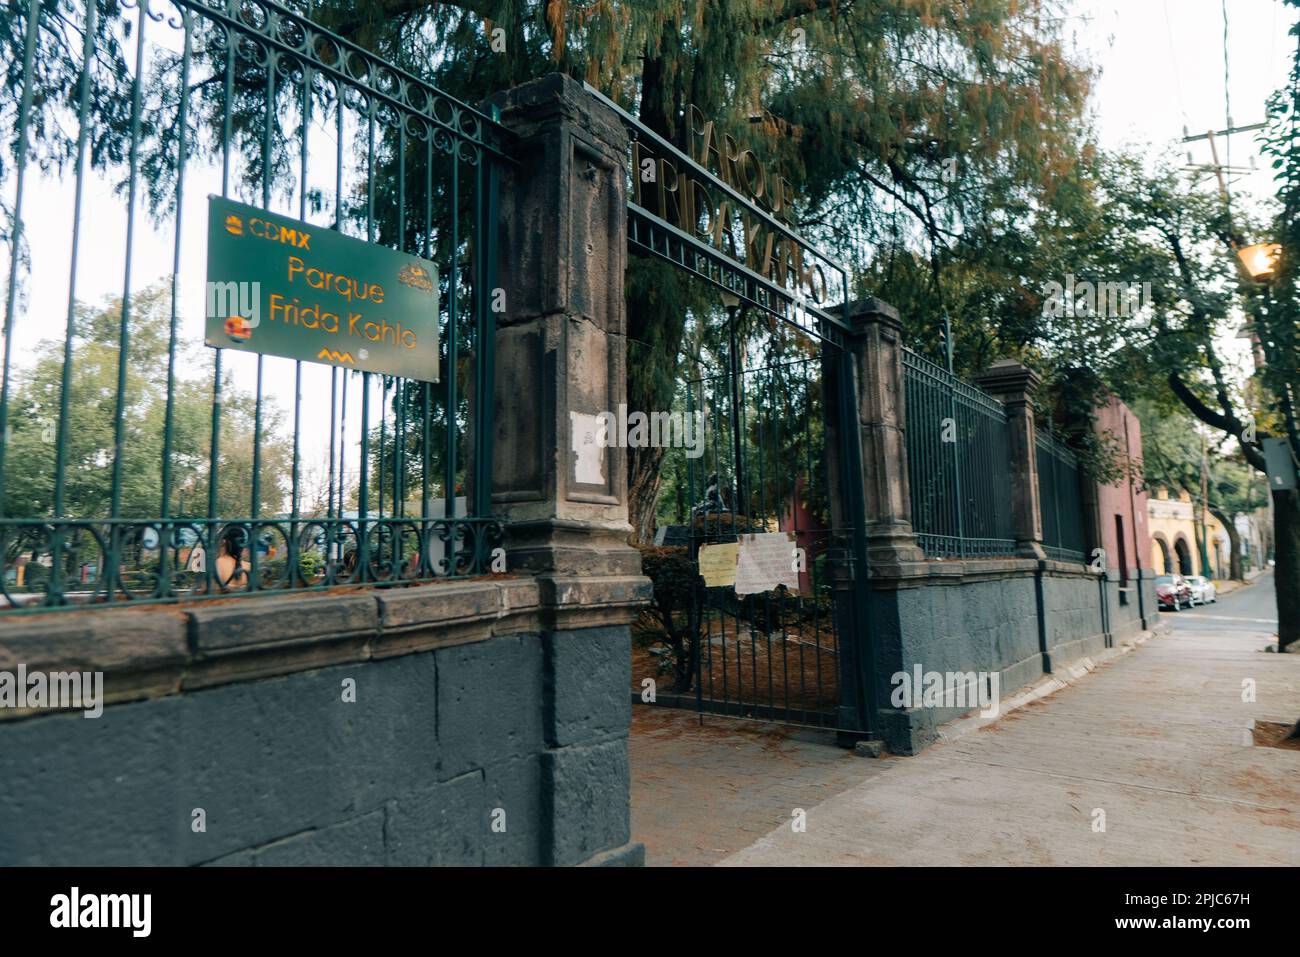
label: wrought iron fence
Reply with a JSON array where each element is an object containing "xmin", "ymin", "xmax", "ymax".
[
  {"xmin": 0, "ymin": 0, "xmax": 509, "ymax": 614},
  {"xmin": 1036, "ymin": 427, "xmax": 1088, "ymax": 563},
  {"xmin": 902, "ymin": 348, "xmax": 1017, "ymax": 558}
]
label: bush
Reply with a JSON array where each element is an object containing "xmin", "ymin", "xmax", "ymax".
[{"xmin": 638, "ymin": 545, "xmax": 702, "ymax": 693}]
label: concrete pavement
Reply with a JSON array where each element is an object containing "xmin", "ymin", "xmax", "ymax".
[{"xmin": 721, "ymin": 571, "xmax": 1298, "ymax": 866}]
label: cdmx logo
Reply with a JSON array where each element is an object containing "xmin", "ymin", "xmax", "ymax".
[
  {"xmin": 207, "ymin": 280, "xmax": 260, "ymax": 342},
  {"xmin": 224, "ymin": 210, "xmax": 311, "ymax": 249}
]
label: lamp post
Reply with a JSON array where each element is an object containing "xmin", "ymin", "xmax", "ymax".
[{"xmin": 1236, "ymin": 242, "xmax": 1300, "ymax": 462}]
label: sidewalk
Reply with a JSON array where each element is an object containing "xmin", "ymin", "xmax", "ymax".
[
  {"xmin": 720, "ymin": 625, "xmax": 1299, "ymax": 866},
  {"xmin": 629, "ymin": 705, "xmax": 875, "ymax": 866}
]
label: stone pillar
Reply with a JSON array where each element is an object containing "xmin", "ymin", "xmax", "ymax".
[
  {"xmin": 488, "ymin": 74, "xmax": 642, "ymax": 580},
  {"xmin": 486, "ymin": 74, "xmax": 649, "ymax": 867},
  {"xmin": 841, "ymin": 298, "xmax": 925, "ymax": 566},
  {"xmin": 974, "ymin": 359, "xmax": 1046, "ymax": 560}
]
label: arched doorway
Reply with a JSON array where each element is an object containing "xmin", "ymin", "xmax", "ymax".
[
  {"xmin": 1174, "ymin": 536, "xmax": 1193, "ymax": 575},
  {"xmin": 1152, "ymin": 534, "xmax": 1172, "ymax": 574}
]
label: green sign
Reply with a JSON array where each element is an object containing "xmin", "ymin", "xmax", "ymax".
[{"xmin": 205, "ymin": 196, "xmax": 439, "ymax": 382}]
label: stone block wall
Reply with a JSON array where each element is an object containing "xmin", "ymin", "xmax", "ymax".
[
  {"xmin": 869, "ymin": 559, "xmax": 1121, "ymax": 754},
  {"xmin": 0, "ymin": 579, "xmax": 647, "ymax": 867}
]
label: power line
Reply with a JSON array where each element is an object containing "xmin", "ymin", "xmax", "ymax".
[
  {"xmin": 1163, "ymin": 0, "xmax": 1189, "ymax": 125},
  {"xmin": 1223, "ymin": 0, "xmax": 1232, "ymax": 224}
]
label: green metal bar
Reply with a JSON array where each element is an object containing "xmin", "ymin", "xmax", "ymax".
[
  {"xmin": 473, "ymin": 111, "xmax": 500, "ymax": 523},
  {"xmin": 359, "ymin": 372, "xmax": 370, "ymax": 577},
  {"xmin": 53, "ymin": 0, "xmax": 97, "ymax": 520},
  {"xmin": 395, "ymin": 120, "xmax": 407, "ymax": 529},
  {"xmin": 209, "ymin": 22, "xmax": 237, "ymax": 526},
  {"xmin": 421, "ymin": 134, "xmax": 433, "ymax": 539},
  {"xmin": 109, "ymin": 5, "xmax": 149, "ymax": 522},
  {"xmin": 378, "ymin": 377, "xmax": 387, "ymax": 520},
  {"xmin": 444, "ymin": 150, "xmax": 459, "ymax": 521},
  {"xmin": 45, "ymin": 0, "xmax": 100, "ymax": 605},
  {"xmin": 157, "ymin": 8, "xmax": 195, "ymax": 598},
  {"xmin": 0, "ymin": 0, "xmax": 43, "ymax": 518}
]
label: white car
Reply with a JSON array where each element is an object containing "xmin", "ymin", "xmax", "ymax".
[{"xmin": 1185, "ymin": 575, "xmax": 1217, "ymax": 605}]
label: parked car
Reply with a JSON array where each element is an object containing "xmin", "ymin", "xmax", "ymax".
[
  {"xmin": 1155, "ymin": 574, "xmax": 1193, "ymax": 611},
  {"xmin": 1184, "ymin": 575, "xmax": 1217, "ymax": 605}
]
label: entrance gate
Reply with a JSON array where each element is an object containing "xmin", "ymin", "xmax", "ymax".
[{"xmin": 587, "ymin": 87, "xmax": 877, "ymax": 737}]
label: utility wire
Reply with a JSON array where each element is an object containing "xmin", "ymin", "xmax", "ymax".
[
  {"xmin": 1222, "ymin": 0, "xmax": 1232, "ymax": 223},
  {"xmin": 1164, "ymin": 0, "xmax": 1189, "ymax": 126}
]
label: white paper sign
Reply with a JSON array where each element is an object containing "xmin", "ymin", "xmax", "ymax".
[
  {"xmin": 570, "ymin": 411, "xmax": 606, "ymax": 485},
  {"xmin": 734, "ymin": 531, "xmax": 800, "ymax": 596}
]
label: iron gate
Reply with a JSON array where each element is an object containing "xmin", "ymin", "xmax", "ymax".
[
  {"xmin": 679, "ymin": 352, "xmax": 854, "ymax": 728},
  {"xmin": 0, "ymin": 0, "xmax": 509, "ymax": 612},
  {"xmin": 589, "ymin": 86, "xmax": 876, "ymax": 736}
]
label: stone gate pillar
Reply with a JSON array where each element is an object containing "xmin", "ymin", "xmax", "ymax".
[
  {"xmin": 974, "ymin": 359, "xmax": 1046, "ymax": 560},
  {"xmin": 487, "ymin": 74, "xmax": 650, "ymax": 866},
  {"xmin": 839, "ymin": 297, "xmax": 925, "ymax": 566}
]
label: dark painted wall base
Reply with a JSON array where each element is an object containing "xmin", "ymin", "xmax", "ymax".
[
  {"xmin": 0, "ymin": 623, "xmax": 636, "ymax": 867},
  {"xmin": 868, "ymin": 560, "xmax": 1156, "ymax": 755}
]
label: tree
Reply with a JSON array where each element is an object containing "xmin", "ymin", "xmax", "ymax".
[
  {"xmin": 1061, "ymin": 143, "xmax": 1297, "ymax": 650},
  {"xmin": 1, "ymin": 283, "xmax": 290, "ymax": 522},
  {"xmin": 1138, "ymin": 400, "xmax": 1264, "ymax": 582},
  {"xmin": 1257, "ymin": 0, "xmax": 1300, "ymax": 651},
  {"xmin": 1, "ymin": 0, "xmax": 1097, "ymax": 543}
]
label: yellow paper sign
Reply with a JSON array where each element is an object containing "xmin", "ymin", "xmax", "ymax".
[{"xmin": 698, "ymin": 542, "xmax": 739, "ymax": 587}]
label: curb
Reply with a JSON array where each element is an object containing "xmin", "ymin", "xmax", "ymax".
[{"xmin": 934, "ymin": 622, "xmax": 1172, "ymax": 745}]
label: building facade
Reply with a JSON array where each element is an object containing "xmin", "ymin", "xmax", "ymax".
[{"xmin": 1147, "ymin": 488, "xmax": 1230, "ymax": 579}]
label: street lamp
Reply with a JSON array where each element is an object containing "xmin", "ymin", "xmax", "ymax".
[
  {"xmin": 1236, "ymin": 242, "xmax": 1282, "ymax": 281},
  {"xmin": 1236, "ymin": 241, "xmax": 1300, "ymax": 482}
]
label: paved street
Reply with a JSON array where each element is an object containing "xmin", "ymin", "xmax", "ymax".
[
  {"xmin": 630, "ymin": 573, "xmax": 1299, "ymax": 866},
  {"xmin": 1170, "ymin": 570, "xmax": 1280, "ymax": 638}
]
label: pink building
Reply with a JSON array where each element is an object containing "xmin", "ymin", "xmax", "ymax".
[{"xmin": 1092, "ymin": 396, "xmax": 1152, "ymax": 590}]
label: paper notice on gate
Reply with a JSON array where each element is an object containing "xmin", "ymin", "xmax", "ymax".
[
  {"xmin": 697, "ymin": 542, "xmax": 738, "ymax": 587},
  {"xmin": 734, "ymin": 532, "xmax": 801, "ymax": 596}
]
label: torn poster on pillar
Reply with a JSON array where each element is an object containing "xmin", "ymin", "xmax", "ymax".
[
  {"xmin": 570, "ymin": 411, "xmax": 606, "ymax": 485},
  {"xmin": 734, "ymin": 531, "xmax": 801, "ymax": 595}
]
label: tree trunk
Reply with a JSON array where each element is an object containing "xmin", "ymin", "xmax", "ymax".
[
  {"xmin": 1274, "ymin": 488, "xmax": 1299, "ymax": 652},
  {"xmin": 627, "ymin": 444, "xmax": 667, "ymax": 545},
  {"xmin": 1210, "ymin": 506, "xmax": 1243, "ymax": 581}
]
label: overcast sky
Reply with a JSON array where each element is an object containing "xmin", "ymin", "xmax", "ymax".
[{"xmin": 1073, "ymin": 0, "xmax": 1293, "ymax": 202}]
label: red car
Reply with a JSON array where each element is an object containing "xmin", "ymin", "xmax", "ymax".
[{"xmin": 1155, "ymin": 574, "xmax": 1193, "ymax": 611}]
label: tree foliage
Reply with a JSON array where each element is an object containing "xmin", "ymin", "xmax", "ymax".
[{"xmin": 1, "ymin": 284, "xmax": 290, "ymax": 520}]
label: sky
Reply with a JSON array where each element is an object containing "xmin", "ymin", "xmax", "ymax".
[
  {"xmin": 1073, "ymin": 0, "xmax": 1292, "ymax": 202},
  {"xmin": 2, "ymin": 1, "xmax": 1297, "ymax": 511}
]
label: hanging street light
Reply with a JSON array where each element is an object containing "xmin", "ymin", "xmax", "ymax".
[{"xmin": 1236, "ymin": 242, "xmax": 1282, "ymax": 281}]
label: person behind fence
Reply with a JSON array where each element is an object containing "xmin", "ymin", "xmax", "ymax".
[{"xmin": 215, "ymin": 526, "xmax": 249, "ymax": 590}]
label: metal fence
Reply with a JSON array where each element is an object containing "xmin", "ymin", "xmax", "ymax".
[
  {"xmin": 902, "ymin": 348, "xmax": 1017, "ymax": 558},
  {"xmin": 673, "ymin": 355, "xmax": 843, "ymax": 727},
  {"xmin": 1036, "ymin": 427, "xmax": 1088, "ymax": 563},
  {"xmin": 0, "ymin": 0, "xmax": 508, "ymax": 614}
]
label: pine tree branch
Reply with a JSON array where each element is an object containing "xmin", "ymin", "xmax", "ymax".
[{"xmin": 755, "ymin": 0, "xmax": 850, "ymax": 31}]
